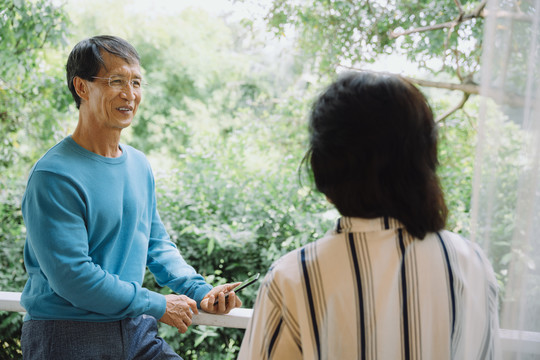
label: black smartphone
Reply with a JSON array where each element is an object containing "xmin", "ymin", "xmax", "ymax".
[{"xmin": 213, "ymin": 273, "xmax": 260, "ymax": 306}]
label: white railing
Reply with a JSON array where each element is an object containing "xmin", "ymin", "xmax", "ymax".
[
  {"xmin": 1, "ymin": 291, "xmax": 539, "ymax": 355},
  {"xmin": 0, "ymin": 291, "xmax": 252, "ymax": 329}
]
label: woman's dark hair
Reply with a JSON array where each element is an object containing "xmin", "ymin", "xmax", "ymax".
[
  {"xmin": 304, "ymin": 71, "xmax": 448, "ymax": 239},
  {"xmin": 66, "ymin": 35, "xmax": 140, "ymax": 109}
]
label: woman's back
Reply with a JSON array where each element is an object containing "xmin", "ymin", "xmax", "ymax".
[{"xmin": 239, "ymin": 216, "xmax": 499, "ymax": 359}]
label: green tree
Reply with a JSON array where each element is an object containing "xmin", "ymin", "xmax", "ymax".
[
  {"xmin": 252, "ymin": 0, "xmax": 487, "ymax": 120},
  {"xmin": 3, "ymin": 1, "xmax": 523, "ymax": 358},
  {"xmin": 0, "ymin": 0, "xmax": 72, "ymax": 161},
  {"xmin": 250, "ymin": 0, "xmax": 533, "ymax": 308},
  {"xmin": 0, "ymin": 0, "xmax": 71, "ymax": 357}
]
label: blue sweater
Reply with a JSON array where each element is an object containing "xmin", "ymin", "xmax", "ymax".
[{"xmin": 21, "ymin": 136, "xmax": 212, "ymax": 321}]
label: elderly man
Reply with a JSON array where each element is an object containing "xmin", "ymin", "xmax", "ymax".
[{"xmin": 20, "ymin": 35, "xmax": 240, "ymax": 359}]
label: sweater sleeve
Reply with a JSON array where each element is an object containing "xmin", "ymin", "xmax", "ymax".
[
  {"xmin": 22, "ymin": 170, "xmax": 166, "ymax": 319},
  {"xmin": 145, "ymin": 196, "xmax": 212, "ymax": 306}
]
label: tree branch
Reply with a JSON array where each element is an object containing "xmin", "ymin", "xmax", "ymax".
[
  {"xmin": 453, "ymin": 0, "xmax": 464, "ymax": 14},
  {"xmin": 399, "ymin": 76, "xmax": 480, "ymax": 94},
  {"xmin": 403, "ymin": 76, "xmax": 525, "ymax": 108},
  {"xmin": 389, "ymin": 0, "xmax": 487, "ymax": 39},
  {"xmin": 436, "ymin": 92, "xmax": 470, "ymax": 123},
  {"xmin": 390, "ymin": 22, "xmax": 454, "ymax": 39},
  {"xmin": 337, "ymin": 65, "xmax": 480, "ymax": 93},
  {"xmin": 336, "ymin": 66, "xmax": 525, "ymax": 107}
]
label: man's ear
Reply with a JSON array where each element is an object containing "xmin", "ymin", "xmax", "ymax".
[{"xmin": 73, "ymin": 77, "xmax": 89, "ymax": 102}]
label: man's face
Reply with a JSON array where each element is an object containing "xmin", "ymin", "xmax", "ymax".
[{"xmin": 84, "ymin": 51, "xmax": 142, "ymax": 130}]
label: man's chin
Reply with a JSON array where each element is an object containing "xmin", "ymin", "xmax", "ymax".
[{"xmin": 115, "ymin": 117, "xmax": 133, "ymax": 129}]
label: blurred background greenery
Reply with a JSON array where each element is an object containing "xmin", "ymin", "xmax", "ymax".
[{"xmin": 0, "ymin": 0, "xmax": 524, "ymax": 358}]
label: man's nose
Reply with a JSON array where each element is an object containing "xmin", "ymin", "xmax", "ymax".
[{"xmin": 120, "ymin": 85, "xmax": 137, "ymax": 100}]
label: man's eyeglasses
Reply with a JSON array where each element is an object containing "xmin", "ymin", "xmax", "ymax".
[{"xmin": 91, "ymin": 76, "xmax": 146, "ymax": 90}]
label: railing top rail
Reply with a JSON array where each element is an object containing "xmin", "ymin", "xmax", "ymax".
[
  {"xmin": 0, "ymin": 291, "xmax": 252, "ymax": 328},
  {"xmin": 1, "ymin": 291, "xmax": 539, "ymax": 355}
]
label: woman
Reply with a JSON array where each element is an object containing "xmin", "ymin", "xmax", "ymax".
[{"xmin": 238, "ymin": 72, "xmax": 500, "ymax": 360}]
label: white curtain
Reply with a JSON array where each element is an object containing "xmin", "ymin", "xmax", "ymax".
[{"xmin": 471, "ymin": 0, "xmax": 540, "ymax": 357}]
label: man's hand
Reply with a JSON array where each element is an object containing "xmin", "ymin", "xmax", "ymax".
[
  {"xmin": 200, "ymin": 283, "xmax": 243, "ymax": 314},
  {"xmin": 159, "ymin": 294, "xmax": 198, "ymax": 333}
]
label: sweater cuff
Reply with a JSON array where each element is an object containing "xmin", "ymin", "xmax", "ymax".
[
  {"xmin": 193, "ymin": 283, "xmax": 213, "ymax": 309},
  {"xmin": 146, "ymin": 291, "xmax": 167, "ymax": 319}
]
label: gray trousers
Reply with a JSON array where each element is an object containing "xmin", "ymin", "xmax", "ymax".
[{"xmin": 21, "ymin": 315, "xmax": 182, "ymax": 360}]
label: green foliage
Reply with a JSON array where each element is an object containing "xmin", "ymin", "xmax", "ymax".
[
  {"xmin": 260, "ymin": 0, "xmax": 485, "ymax": 78},
  {"xmin": 0, "ymin": 1, "xmax": 72, "ymax": 355},
  {"xmin": 0, "ymin": 312, "xmax": 22, "ymax": 359},
  {"xmin": 0, "ymin": 0, "xmax": 73, "ymax": 161},
  {"xmin": 0, "ymin": 0, "xmax": 72, "ymax": 289},
  {"xmin": 435, "ymin": 93, "xmax": 478, "ymax": 235},
  {"xmin": 0, "ymin": 0, "xmax": 527, "ymax": 358},
  {"xmin": 143, "ymin": 87, "xmax": 334, "ymax": 358},
  {"xmin": 0, "ymin": 187, "xmax": 26, "ymax": 292}
]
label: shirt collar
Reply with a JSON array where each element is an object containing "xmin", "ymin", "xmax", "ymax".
[{"xmin": 335, "ymin": 216, "xmax": 403, "ymax": 233}]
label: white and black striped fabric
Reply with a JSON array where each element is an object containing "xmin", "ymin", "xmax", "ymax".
[{"xmin": 238, "ymin": 217, "xmax": 500, "ymax": 360}]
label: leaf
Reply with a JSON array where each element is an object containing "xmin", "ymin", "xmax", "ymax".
[{"xmin": 207, "ymin": 237, "xmax": 215, "ymax": 256}]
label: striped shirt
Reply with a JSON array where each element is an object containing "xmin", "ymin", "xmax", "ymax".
[{"xmin": 238, "ymin": 217, "xmax": 500, "ymax": 360}]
